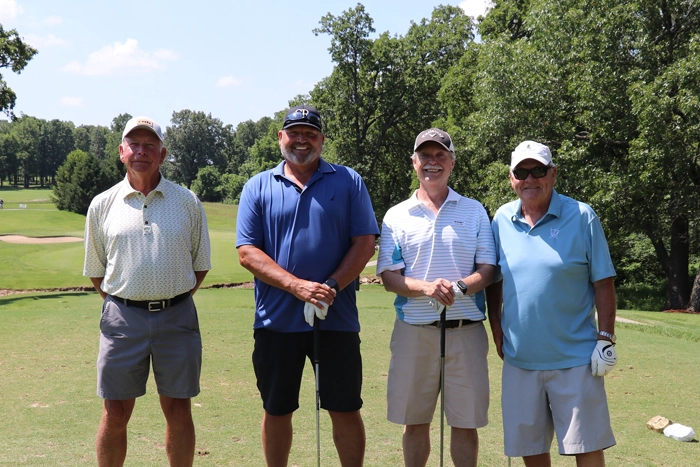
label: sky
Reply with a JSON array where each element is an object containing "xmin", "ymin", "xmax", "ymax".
[{"xmin": 0, "ymin": 0, "xmax": 491, "ymax": 130}]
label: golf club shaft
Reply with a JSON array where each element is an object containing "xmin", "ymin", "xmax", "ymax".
[
  {"xmin": 314, "ymin": 317, "xmax": 321, "ymax": 467},
  {"xmin": 439, "ymin": 306, "xmax": 447, "ymax": 467}
]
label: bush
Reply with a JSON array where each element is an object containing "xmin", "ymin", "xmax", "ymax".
[{"xmin": 51, "ymin": 150, "xmax": 115, "ymax": 215}]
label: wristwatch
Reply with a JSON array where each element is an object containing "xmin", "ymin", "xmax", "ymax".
[
  {"xmin": 598, "ymin": 331, "xmax": 616, "ymax": 343},
  {"xmin": 324, "ymin": 278, "xmax": 339, "ymax": 294},
  {"xmin": 456, "ymin": 280, "xmax": 468, "ymax": 295}
]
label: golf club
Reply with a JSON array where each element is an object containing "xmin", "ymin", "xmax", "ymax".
[
  {"xmin": 314, "ymin": 316, "xmax": 321, "ymax": 467},
  {"xmin": 439, "ymin": 305, "xmax": 447, "ymax": 467}
]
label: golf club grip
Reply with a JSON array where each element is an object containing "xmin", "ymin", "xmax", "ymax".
[{"xmin": 440, "ymin": 308, "xmax": 446, "ymax": 357}]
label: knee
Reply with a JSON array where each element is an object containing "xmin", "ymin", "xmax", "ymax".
[
  {"xmin": 161, "ymin": 398, "xmax": 192, "ymax": 425},
  {"xmin": 102, "ymin": 400, "xmax": 134, "ymax": 428}
]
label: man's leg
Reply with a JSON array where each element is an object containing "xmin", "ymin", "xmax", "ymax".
[
  {"xmin": 402, "ymin": 423, "xmax": 431, "ymax": 467},
  {"xmin": 523, "ymin": 453, "xmax": 551, "ymax": 467},
  {"xmin": 450, "ymin": 427, "xmax": 478, "ymax": 467},
  {"xmin": 575, "ymin": 450, "xmax": 605, "ymax": 467},
  {"xmin": 159, "ymin": 396, "xmax": 195, "ymax": 467},
  {"xmin": 328, "ymin": 410, "xmax": 365, "ymax": 467},
  {"xmin": 261, "ymin": 410, "xmax": 293, "ymax": 467},
  {"xmin": 96, "ymin": 398, "xmax": 135, "ymax": 467}
]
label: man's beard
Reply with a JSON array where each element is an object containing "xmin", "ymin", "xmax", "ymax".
[{"xmin": 280, "ymin": 145, "xmax": 322, "ymax": 166}]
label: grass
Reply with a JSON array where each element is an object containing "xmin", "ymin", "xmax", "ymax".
[
  {"xmin": 0, "ymin": 189, "xmax": 251, "ymax": 289},
  {"xmin": 1, "ymin": 187, "xmax": 699, "ymax": 465},
  {"xmin": 1, "ymin": 289, "xmax": 699, "ymax": 466}
]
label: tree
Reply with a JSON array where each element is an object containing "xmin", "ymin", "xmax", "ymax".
[
  {"xmin": 191, "ymin": 166, "xmax": 223, "ymax": 202},
  {"xmin": 312, "ymin": 3, "xmax": 474, "ymax": 219},
  {"xmin": 458, "ymin": 0, "xmax": 700, "ymax": 309},
  {"xmin": 0, "ymin": 26, "xmax": 38, "ymax": 116},
  {"xmin": 39, "ymin": 119, "xmax": 75, "ymax": 185},
  {"xmin": 52, "ymin": 150, "xmax": 113, "ymax": 215},
  {"xmin": 13, "ymin": 115, "xmax": 42, "ymax": 188},
  {"xmin": 165, "ymin": 110, "xmax": 229, "ymax": 188}
]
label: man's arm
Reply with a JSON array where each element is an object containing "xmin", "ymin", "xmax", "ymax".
[
  {"xmin": 190, "ymin": 271, "xmax": 208, "ymax": 295},
  {"xmin": 485, "ymin": 280, "xmax": 504, "ymax": 360},
  {"xmin": 594, "ymin": 276, "xmax": 616, "ymax": 339},
  {"xmin": 325, "ymin": 234, "xmax": 376, "ymax": 291},
  {"xmin": 238, "ymin": 244, "xmax": 336, "ymax": 307},
  {"xmin": 90, "ymin": 277, "xmax": 107, "ymax": 300}
]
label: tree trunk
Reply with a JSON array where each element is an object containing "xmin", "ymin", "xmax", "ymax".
[
  {"xmin": 688, "ymin": 268, "xmax": 700, "ymax": 313},
  {"xmin": 666, "ymin": 213, "xmax": 690, "ymax": 309}
]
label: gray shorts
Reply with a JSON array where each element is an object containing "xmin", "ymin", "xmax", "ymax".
[
  {"xmin": 97, "ymin": 295, "xmax": 202, "ymax": 400},
  {"xmin": 502, "ymin": 360, "xmax": 616, "ymax": 457},
  {"xmin": 387, "ymin": 318, "xmax": 489, "ymax": 428}
]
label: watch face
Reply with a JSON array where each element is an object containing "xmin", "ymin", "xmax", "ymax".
[
  {"xmin": 457, "ymin": 280, "xmax": 468, "ymax": 294},
  {"xmin": 325, "ymin": 278, "xmax": 339, "ymax": 292}
]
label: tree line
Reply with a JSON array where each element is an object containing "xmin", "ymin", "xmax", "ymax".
[{"xmin": 3, "ymin": 0, "xmax": 699, "ymax": 312}]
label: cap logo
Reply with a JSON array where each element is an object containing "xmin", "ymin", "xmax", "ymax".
[
  {"xmin": 296, "ymin": 109, "xmax": 309, "ymax": 118},
  {"xmin": 137, "ymin": 119, "xmax": 154, "ymax": 128},
  {"xmin": 423, "ymin": 129, "xmax": 444, "ymax": 140}
]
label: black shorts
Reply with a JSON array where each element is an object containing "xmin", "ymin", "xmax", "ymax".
[{"xmin": 252, "ymin": 329, "xmax": 363, "ymax": 416}]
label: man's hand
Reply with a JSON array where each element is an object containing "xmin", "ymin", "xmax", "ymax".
[
  {"xmin": 303, "ymin": 301, "xmax": 329, "ymax": 327},
  {"xmin": 591, "ymin": 340, "xmax": 617, "ymax": 376}
]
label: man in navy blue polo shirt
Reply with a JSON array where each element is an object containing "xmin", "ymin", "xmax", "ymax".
[
  {"xmin": 236, "ymin": 105, "xmax": 379, "ymax": 466},
  {"xmin": 487, "ymin": 141, "xmax": 617, "ymax": 467}
]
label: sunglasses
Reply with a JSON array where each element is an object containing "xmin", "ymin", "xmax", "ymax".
[
  {"xmin": 284, "ymin": 110, "xmax": 322, "ymax": 129},
  {"xmin": 512, "ymin": 166, "xmax": 551, "ymax": 180}
]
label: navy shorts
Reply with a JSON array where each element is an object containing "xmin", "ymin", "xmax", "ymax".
[
  {"xmin": 97, "ymin": 295, "xmax": 202, "ymax": 400},
  {"xmin": 252, "ymin": 329, "xmax": 363, "ymax": 416}
]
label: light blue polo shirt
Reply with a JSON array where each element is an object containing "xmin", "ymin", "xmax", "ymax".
[
  {"xmin": 491, "ymin": 190, "xmax": 616, "ymax": 370},
  {"xmin": 236, "ymin": 159, "xmax": 379, "ymax": 333}
]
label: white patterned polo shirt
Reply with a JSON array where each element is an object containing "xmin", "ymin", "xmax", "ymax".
[{"xmin": 83, "ymin": 174, "xmax": 211, "ymax": 300}]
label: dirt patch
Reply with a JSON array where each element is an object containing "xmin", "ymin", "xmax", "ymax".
[{"xmin": 0, "ymin": 235, "xmax": 83, "ymax": 244}]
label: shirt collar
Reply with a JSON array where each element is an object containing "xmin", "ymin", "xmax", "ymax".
[
  {"xmin": 273, "ymin": 158, "xmax": 335, "ymax": 179},
  {"xmin": 120, "ymin": 173, "xmax": 167, "ymax": 198},
  {"xmin": 406, "ymin": 187, "xmax": 460, "ymax": 212}
]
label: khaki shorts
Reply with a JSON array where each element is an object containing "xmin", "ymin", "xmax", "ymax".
[
  {"xmin": 387, "ymin": 318, "xmax": 489, "ymax": 428},
  {"xmin": 502, "ymin": 360, "xmax": 616, "ymax": 457}
]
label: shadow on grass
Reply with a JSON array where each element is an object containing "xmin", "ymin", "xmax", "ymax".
[{"xmin": 0, "ymin": 291, "xmax": 92, "ymax": 305}]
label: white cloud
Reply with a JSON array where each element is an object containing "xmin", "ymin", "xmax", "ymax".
[
  {"xmin": 216, "ymin": 76, "xmax": 242, "ymax": 88},
  {"xmin": 25, "ymin": 34, "xmax": 69, "ymax": 48},
  {"xmin": 60, "ymin": 96, "xmax": 84, "ymax": 108},
  {"xmin": 0, "ymin": 0, "xmax": 22, "ymax": 22},
  {"xmin": 61, "ymin": 38, "xmax": 178, "ymax": 77},
  {"xmin": 459, "ymin": 0, "xmax": 493, "ymax": 19}
]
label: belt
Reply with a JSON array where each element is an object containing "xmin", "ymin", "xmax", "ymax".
[
  {"xmin": 110, "ymin": 292, "xmax": 191, "ymax": 311},
  {"xmin": 426, "ymin": 319, "xmax": 480, "ymax": 329}
]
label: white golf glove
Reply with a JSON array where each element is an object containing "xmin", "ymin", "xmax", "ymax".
[
  {"xmin": 591, "ymin": 340, "xmax": 617, "ymax": 376},
  {"xmin": 451, "ymin": 282, "xmax": 464, "ymax": 298},
  {"xmin": 303, "ymin": 301, "xmax": 329, "ymax": 327}
]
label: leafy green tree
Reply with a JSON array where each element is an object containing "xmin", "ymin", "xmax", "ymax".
[
  {"xmin": 312, "ymin": 3, "xmax": 474, "ymax": 219},
  {"xmin": 165, "ymin": 110, "xmax": 229, "ymax": 188},
  {"xmin": 13, "ymin": 115, "xmax": 42, "ymax": 188},
  {"xmin": 0, "ymin": 26, "xmax": 38, "ymax": 116},
  {"xmin": 458, "ymin": 0, "xmax": 700, "ymax": 309},
  {"xmin": 52, "ymin": 150, "xmax": 112, "ymax": 215},
  {"xmin": 191, "ymin": 166, "xmax": 223, "ymax": 202},
  {"xmin": 39, "ymin": 119, "xmax": 75, "ymax": 185},
  {"xmin": 0, "ymin": 131, "xmax": 18, "ymax": 186}
]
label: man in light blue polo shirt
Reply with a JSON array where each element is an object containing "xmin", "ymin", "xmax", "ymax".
[{"xmin": 487, "ymin": 141, "xmax": 617, "ymax": 467}]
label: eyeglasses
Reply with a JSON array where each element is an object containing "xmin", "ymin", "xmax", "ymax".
[
  {"xmin": 283, "ymin": 109, "xmax": 322, "ymax": 130},
  {"xmin": 512, "ymin": 166, "xmax": 551, "ymax": 180}
]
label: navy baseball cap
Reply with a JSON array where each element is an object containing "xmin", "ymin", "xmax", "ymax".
[{"xmin": 282, "ymin": 105, "xmax": 322, "ymax": 132}]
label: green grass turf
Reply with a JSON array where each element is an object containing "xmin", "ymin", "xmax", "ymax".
[{"xmin": 0, "ymin": 288, "xmax": 698, "ymax": 466}]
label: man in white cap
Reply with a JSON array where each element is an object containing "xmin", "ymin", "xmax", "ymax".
[
  {"xmin": 83, "ymin": 116, "xmax": 211, "ymax": 467},
  {"xmin": 487, "ymin": 140, "xmax": 617, "ymax": 466},
  {"xmin": 376, "ymin": 128, "xmax": 496, "ymax": 467}
]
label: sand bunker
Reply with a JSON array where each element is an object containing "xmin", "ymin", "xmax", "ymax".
[{"xmin": 0, "ymin": 235, "xmax": 83, "ymax": 244}]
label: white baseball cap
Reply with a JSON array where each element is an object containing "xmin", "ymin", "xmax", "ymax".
[
  {"xmin": 510, "ymin": 141, "xmax": 554, "ymax": 169},
  {"xmin": 122, "ymin": 116, "xmax": 164, "ymax": 142}
]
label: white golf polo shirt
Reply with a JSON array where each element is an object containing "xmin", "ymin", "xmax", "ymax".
[
  {"xmin": 377, "ymin": 188, "xmax": 496, "ymax": 324},
  {"xmin": 83, "ymin": 175, "xmax": 211, "ymax": 301}
]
